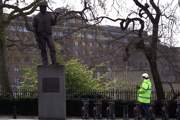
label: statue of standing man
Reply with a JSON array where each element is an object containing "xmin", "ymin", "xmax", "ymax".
[{"xmin": 33, "ymin": 0, "xmax": 58, "ymax": 65}]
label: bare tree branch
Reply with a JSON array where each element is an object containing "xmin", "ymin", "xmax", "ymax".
[
  {"xmin": 133, "ymin": 0, "xmax": 155, "ymax": 22},
  {"xmin": 149, "ymin": 0, "xmax": 161, "ymax": 22},
  {"xmin": 3, "ymin": 0, "xmax": 9, "ymax": 4},
  {"xmin": 1, "ymin": 0, "xmax": 40, "ymax": 26},
  {"xmin": 91, "ymin": 16, "xmax": 145, "ymax": 37}
]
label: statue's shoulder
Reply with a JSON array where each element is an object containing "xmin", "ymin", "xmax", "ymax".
[
  {"xmin": 34, "ymin": 12, "xmax": 41, "ymax": 19},
  {"xmin": 46, "ymin": 12, "xmax": 54, "ymax": 17},
  {"xmin": 46, "ymin": 12, "xmax": 52, "ymax": 15},
  {"xmin": 34, "ymin": 12, "xmax": 53, "ymax": 20}
]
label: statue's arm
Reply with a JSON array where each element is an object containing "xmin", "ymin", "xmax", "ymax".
[
  {"xmin": 51, "ymin": 14, "xmax": 58, "ymax": 26},
  {"xmin": 32, "ymin": 17, "xmax": 40, "ymax": 44},
  {"xmin": 32, "ymin": 16, "xmax": 38, "ymax": 34}
]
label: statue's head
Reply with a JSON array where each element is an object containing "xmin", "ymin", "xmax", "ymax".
[{"xmin": 39, "ymin": 1, "xmax": 48, "ymax": 14}]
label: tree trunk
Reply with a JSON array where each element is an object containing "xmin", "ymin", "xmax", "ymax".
[
  {"xmin": 146, "ymin": 53, "xmax": 165, "ymax": 100},
  {"xmin": 146, "ymin": 24, "xmax": 165, "ymax": 100},
  {"xmin": 0, "ymin": 27, "xmax": 12, "ymax": 95},
  {"xmin": 0, "ymin": 0, "xmax": 12, "ymax": 96}
]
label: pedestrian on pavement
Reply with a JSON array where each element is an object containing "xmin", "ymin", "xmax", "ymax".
[{"xmin": 136, "ymin": 73, "xmax": 152, "ymax": 120}]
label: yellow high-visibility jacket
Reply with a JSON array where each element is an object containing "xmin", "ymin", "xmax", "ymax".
[{"xmin": 137, "ymin": 79, "xmax": 152, "ymax": 104}]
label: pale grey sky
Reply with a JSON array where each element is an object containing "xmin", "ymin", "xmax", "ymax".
[
  {"xmin": 49, "ymin": 0, "xmax": 180, "ymax": 46},
  {"xmin": 4, "ymin": 0, "xmax": 180, "ymax": 46}
]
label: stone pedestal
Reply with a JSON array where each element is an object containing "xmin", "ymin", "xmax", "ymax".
[{"xmin": 37, "ymin": 65, "xmax": 66, "ymax": 120}]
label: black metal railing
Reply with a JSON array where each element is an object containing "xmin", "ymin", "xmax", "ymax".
[
  {"xmin": 0, "ymin": 88, "xmax": 178, "ymax": 101},
  {"xmin": 66, "ymin": 89, "xmax": 178, "ymax": 101},
  {"xmin": 0, "ymin": 88, "xmax": 179, "ymax": 118},
  {"xmin": 0, "ymin": 89, "xmax": 37, "ymax": 99}
]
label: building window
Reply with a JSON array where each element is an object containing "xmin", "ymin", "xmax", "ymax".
[
  {"xmin": 14, "ymin": 78, "xmax": 20, "ymax": 86},
  {"xmin": 24, "ymin": 56, "xmax": 30, "ymax": 63},
  {"xmin": 8, "ymin": 26, "xmax": 16, "ymax": 31},
  {"xmin": 87, "ymin": 34, "xmax": 93, "ymax": 39},
  {"xmin": 74, "ymin": 41, "xmax": 78, "ymax": 47},
  {"xmin": 14, "ymin": 67, "xmax": 19, "ymax": 73},
  {"xmin": 89, "ymin": 50, "xmax": 93, "ymax": 55},
  {"xmin": 83, "ymin": 50, "xmax": 86, "ymax": 55},
  {"xmin": 123, "ymin": 38, "xmax": 128, "ymax": 43},
  {"xmin": 76, "ymin": 32, "xmax": 82, "ymax": 38},
  {"xmin": 8, "ymin": 25, "xmax": 28, "ymax": 32},
  {"xmin": 75, "ymin": 50, "xmax": 78, "ymax": 56},
  {"xmin": 96, "ymin": 72, "xmax": 100, "ymax": 78},
  {"xmin": 69, "ymin": 19, "xmax": 76, "ymax": 24},
  {"xmin": 89, "ymin": 42, "xmax": 93, "ymax": 47},
  {"xmin": 97, "ymin": 44, "xmax": 100, "ymax": 47},
  {"xmin": 82, "ymin": 42, "xmax": 86, "ymax": 46},
  {"xmin": 53, "ymin": 31, "xmax": 63, "ymax": 37},
  {"xmin": 102, "ymin": 44, "xmax": 106, "ymax": 49}
]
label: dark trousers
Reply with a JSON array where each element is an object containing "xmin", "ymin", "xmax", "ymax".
[
  {"xmin": 36, "ymin": 34, "xmax": 56, "ymax": 65},
  {"xmin": 139, "ymin": 103, "xmax": 150, "ymax": 120}
]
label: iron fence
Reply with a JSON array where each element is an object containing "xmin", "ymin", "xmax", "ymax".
[
  {"xmin": 0, "ymin": 89, "xmax": 37, "ymax": 99},
  {"xmin": 0, "ymin": 89, "xmax": 179, "ymax": 117},
  {"xmin": 66, "ymin": 89, "xmax": 179, "ymax": 101},
  {"xmin": 0, "ymin": 88, "xmax": 179, "ymax": 101}
]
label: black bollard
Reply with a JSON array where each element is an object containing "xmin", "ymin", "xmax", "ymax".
[
  {"xmin": 81, "ymin": 99, "xmax": 89, "ymax": 120},
  {"xmin": 123, "ymin": 103, "xmax": 129, "ymax": 120},
  {"xmin": 93, "ymin": 99, "xmax": 102, "ymax": 119},
  {"xmin": 13, "ymin": 105, "xmax": 17, "ymax": 119},
  {"xmin": 161, "ymin": 100, "xmax": 169, "ymax": 120},
  {"xmin": 148, "ymin": 103, "xmax": 156, "ymax": 120},
  {"xmin": 133, "ymin": 103, "xmax": 142, "ymax": 120},
  {"xmin": 93, "ymin": 103, "xmax": 97, "ymax": 119},
  {"xmin": 176, "ymin": 99, "xmax": 180, "ymax": 119},
  {"xmin": 106, "ymin": 100, "xmax": 115, "ymax": 120}
]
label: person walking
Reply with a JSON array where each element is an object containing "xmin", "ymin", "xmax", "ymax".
[{"xmin": 136, "ymin": 73, "xmax": 153, "ymax": 120}]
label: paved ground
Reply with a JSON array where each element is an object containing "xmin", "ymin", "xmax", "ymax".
[
  {"xmin": 0, "ymin": 118, "xmax": 139, "ymax": 120},
  {"xmin": 0, "ymin": 117, "xmax": 177, "ymax": 120},
  {"xmin": 0, "ymin": 116, "xmax": 37, "ymax": 120}
]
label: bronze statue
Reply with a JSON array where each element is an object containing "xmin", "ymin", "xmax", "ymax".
[{"xmin": 33, "ymin": 1, "xmax": 58, "ymax": 65}]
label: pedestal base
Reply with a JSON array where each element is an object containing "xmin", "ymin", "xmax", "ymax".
[{"xmin": 38, "ymin": 65, "xmax": 66, "ymax": 120}]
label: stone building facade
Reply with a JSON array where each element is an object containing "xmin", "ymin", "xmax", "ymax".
[{"xmin": 4, "ymin": 10, "xmax": 180, "ymax": 89}]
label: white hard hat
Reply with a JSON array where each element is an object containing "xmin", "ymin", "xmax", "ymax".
[{"xmin": 142, "ymin": 73, "xmax": 149, "ymax": 79}]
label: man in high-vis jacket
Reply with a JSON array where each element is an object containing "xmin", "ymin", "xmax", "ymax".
[{"xmin": 137, "ymin": 73, "xmax": 152, "ymax": 119}]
